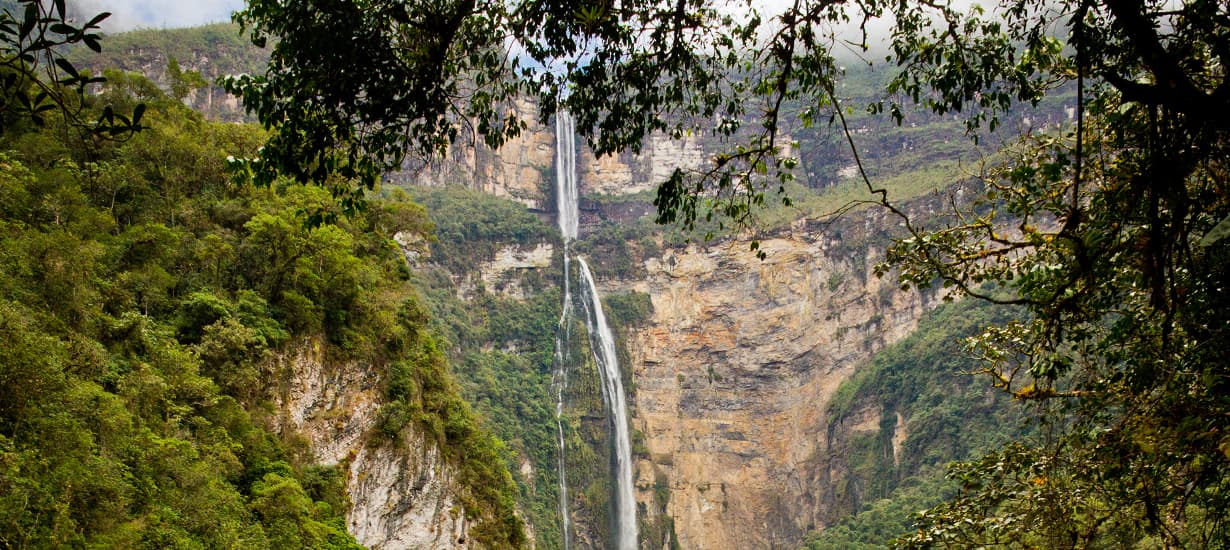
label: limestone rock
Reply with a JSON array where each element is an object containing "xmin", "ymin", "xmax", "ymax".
[
  {"xmin": 620, "ymin": 221, "xmax": 940, "ymax": 549},
  {"xmin": 271, "ymin": 338, "xmax": 473, "ymax": 550}
]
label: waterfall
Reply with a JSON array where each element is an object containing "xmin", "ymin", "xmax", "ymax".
[
  {"xmin": 553, "ymin": 111, "xmax": 577, "ymax": 550},
  {"xmin": 552, "ymin": 338, "xmax": 572, "ymax": 550},
  {"xmin": 577, "ymin": 258, "xmax": 638, "ymax": 550},
  {"xmin": 555, "ymin": 113, "xmax": 579, "ymax": 241},
  {"xmin": 553, "ymin": 111, "xmax": 638, "ymax": 550}
]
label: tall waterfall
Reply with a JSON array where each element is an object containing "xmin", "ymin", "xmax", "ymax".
[
  {"xmin": 553, "ymin": 112, "xmax": 577, "ymax": 550},
  {"xmin": 553, "ymin": 111, "xmax": 638, "ymax": 550},
  {"xmin": 556, "ymin": 113, "xmax": 579, "ymax": 241},
  {"xmin": 577, "ymin": 258, "xmax": 639, "ymax": 550}
]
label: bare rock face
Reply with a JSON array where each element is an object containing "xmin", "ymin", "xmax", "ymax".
[
  {"xmin": 346, "ymin": 435, "xmax": 472, "ymax": 549},
  {"xmin": 404, "ymin": 99, "xmax": 556, "ymax": 210},
  {"xmin": 579, "ymin": 133, "xmax": 706, "ymax": 196},
  {"xmin": 480, "ymin": 243, "xmax": 555, "ymax": 299},
  {"xmin": 619, "ymin": 216, "xmax": 938, "ymax": 549},
  {"xmin": 271, "ymin": 338, "xmax": 472, "ymax": 550},
  {"xmin": 399, "ymin": 105, "xmax": 709, "ymax": 210}
]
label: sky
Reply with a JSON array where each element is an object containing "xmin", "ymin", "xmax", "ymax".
[
  {"xmin": 73, "ymin": 0, "xmax": 246, "ymax": 31},
  {"xmin": 75, "ymin": 0, "xmax": 909, "ymax": 57}
]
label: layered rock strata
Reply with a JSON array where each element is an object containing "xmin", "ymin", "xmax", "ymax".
[{"xmin": 618, "ymin": 209, "xmax": 940, "ymax": 549}]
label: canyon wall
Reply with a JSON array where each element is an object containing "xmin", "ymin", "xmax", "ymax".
[
  {"xmin": 404, "ymin": 112, "xmax": 950, "ymax": 549},
  {"xmin": 618, "ymin": 221, "xmax": 936, "ymax": 549},
  {"xmin": 399, "ymin": 102, "xmax": 710, "ymax": 211},
  {"xmin": 269, "ymin": 338, "xmax": 473, "ymax": 550}
]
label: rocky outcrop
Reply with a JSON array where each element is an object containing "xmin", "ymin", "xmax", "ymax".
[
  {"xmin": 579, "ymin": 133, "xmax": 707, "ymax": 196},
  {"xmin": 480, "ymin": 243, "xmax": 555, "ymax": 299},
  {"xmin": 346, "ymin": 435, "xmax": 472, "ymax": 549},
  {"xmin": 270, "ymin": 338, "xmax": 472, "ymax": 550},
  {"xmin": 400, "ymin": 99, "xmax": 556, "ymax": 210},
  {"xmin": 397, "ymin": 107, "xmax": 710, "ymax": 211},
  {"xmin": 612, "ymin": 208, "xmax": 939, "ymax": 549}
]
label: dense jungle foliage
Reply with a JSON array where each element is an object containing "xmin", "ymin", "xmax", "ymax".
[
  {"xmin": 804, "ymin": 298, "xmax": 1031, "ymax": 548},
  {"xmin": 0, "ymin": 11, "xmax": 524, "ymax": 547},
  {"xmin": 7, "ymin": 0, "xmax": 1229, "ymax": 547},
  {"xmin": 0, "ymin": 73, "xmax": 362, "ymax": 549},
  {"xmin": 411, "ymin": 186, "xmax": 568, "ymax": 549}
]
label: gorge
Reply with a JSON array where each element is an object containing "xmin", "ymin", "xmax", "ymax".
[
  {"xmin": 11, "ymin": 21, "xmax": 1055, "ymax": 550},
  {"xmin": 404, "ymin": 100, "xmax": 1031, "ymax": 548},
  {"xmin": 12, "ymin": 1, "xmax": 1224, "ymax": 546}
]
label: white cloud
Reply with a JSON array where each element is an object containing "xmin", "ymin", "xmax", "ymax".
[{"xmin": 71, "ymin": 0, "xmax": 245, "ymax": 31}]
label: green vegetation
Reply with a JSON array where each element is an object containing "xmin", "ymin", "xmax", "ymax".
[
  {"xmin": 71, "ymin": 23, "xmax": 269, "ymax": 80},
  {"xmin": 602, "ymin": 291, "xmax": 654, "ymax": 329},
  {"xmin": 572, "ymin": 219, "xmax": 661, "ymax": 280},
  {"xmin": 84, "ymin": 0, "xmax": 1230, "ymax": 546},
  {"xmin": 803, "ymin": 475, "xmax": 950, "ymax": 550},
  {"xmin": 409, "ymin": 186, "xmax": 657, "ymax": 549},
  {"xmin": 65, "ymin": 23, "xmax": 268, "ymax": 123},
  {"xmin": 0, "ymin": 83, "xmax": 361, "ymax": 549},
  {"xmin": 411, "ymin": 185, "xmax": 556, "ymax": 274},
  {"xmin": 230, "ymin": 0, "xmax": 1230, "ymax": 544},
  {"xmin": 409, "ymin": 186, "xmax": 568, "ymax": 548},
  {"xmin": 803, "ymin": 298, "xmax": 1030, "ymax": 548},
  {"xmin": 0, "ymin": 0, "xmax": 145, "ymax": 138},
  {"xmin": 0, "ymin": 25, "xmax": 524, "ymax": 548}
]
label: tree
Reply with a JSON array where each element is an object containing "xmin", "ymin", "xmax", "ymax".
[
  {"xmin": 230, "ymin": 0, "xmax": 1230, "ymax": 546},
  {"xmin": 0, "ymin": 0, "xmax": 145, "ymax": 137},
  {"xmin": 166, "ymin": 57, "xmax": 208, "ymax": 103}
]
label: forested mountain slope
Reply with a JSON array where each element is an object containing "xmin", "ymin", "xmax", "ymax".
[
  {"xmin": 0, "ymin": 52, "xmax": 522, "ymax": 549},
  {"xmin": 68, "ymin": 23, "xmax": 267, "ymax": 121}
]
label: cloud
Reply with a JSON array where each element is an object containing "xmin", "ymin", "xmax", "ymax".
[{"xmin": 71, "ymin": 0, "xmax": 244, "ymax": 31}]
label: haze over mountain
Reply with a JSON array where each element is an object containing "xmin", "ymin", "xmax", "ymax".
[{"xmin": 73, "ymin": 0, "xmax": 243, "ymax": 31}]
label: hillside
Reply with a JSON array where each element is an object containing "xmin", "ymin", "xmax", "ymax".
[
  {"xmin": 68, "ymin": 23, "xmax": 268, "ymax": 121},
  {"xmin": 0, "ymin": 64, "xmax": 522, "ymax": 548}
]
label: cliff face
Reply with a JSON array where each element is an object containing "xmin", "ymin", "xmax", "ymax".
[
  {"xmin": 400, "ymin": 103, "xmax": 710, "ymax": 210},
  {"xmin": 270, "ymin": 338, "xmax": 472, "ymax": 550},
  {"xmin": 399, "ymin": 99, "xmax": 557, "ymax": 210},
  {"xmin": 616, "ymin": 217, "xmax": 936, "ymax": 549},
  {"xmin": 579, "ymin": 133, "xmax": 707, "ymax": 196},
  {"xmin": 70, "ymin": 24, "xmax": 269, "ymax": 122},
  {"xmin": 399, "ymin": 113, "xmax": 949, "ymax": 549}
]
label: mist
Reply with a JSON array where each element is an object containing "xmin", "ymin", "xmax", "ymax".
[{"xmin": 70, "ymin": 0, "xmax": 244, "ymax": 31}]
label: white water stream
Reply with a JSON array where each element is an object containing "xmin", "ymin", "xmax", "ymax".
[
  {"xmin": 553, "ymin": 111, "xmax": 638, "ymax": 550},
  {"xmin": 553, "ymin": 111, "xmax": 577, "ymax": 550},
  {"xmin": 577, "ymin": 257, "xmax": 638, "ymax": 550}
]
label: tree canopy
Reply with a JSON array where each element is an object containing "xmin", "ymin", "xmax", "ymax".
[
  {"xmin": 0, "ymin": 2, "xmax": 527, "ymax": 547},
  {"xmin": 229, "ymin": 0, "xmax": 1230, "ymax": 547}
]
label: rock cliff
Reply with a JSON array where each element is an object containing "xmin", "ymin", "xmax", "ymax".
[
  {"xmin": 399, "ymin": 112, "xmax": 955, "ymax": 549},
  {"xmin": 270, "ymin": 338, "xmax": 473, "ymax": 550},
  {"xmin": 619, "ymin": 219, "xmax": 938, "ymax": 549},
  {"xmin": 399, "ymin": 102, "xmax": 710, "ymax": 210},
  {"xmin": 397, "ymin": 99, "xmax": 557, "ymax": 210}
]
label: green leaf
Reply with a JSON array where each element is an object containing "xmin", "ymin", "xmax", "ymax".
[
  {"xmin": 54, "ymin": 57, "xmax": 78, "ymax": 78},
  {"xmin": 19, "ymin": 3, "xmax": 35, "ymax": 38},
  {"xmin": 85, "ymin": 12, "xmax": 111, "ymax": 29},
  {"xmin": 1198, "ymin": 215, "xmax": 1230, "ymax": 247}
]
